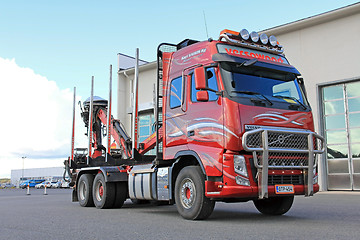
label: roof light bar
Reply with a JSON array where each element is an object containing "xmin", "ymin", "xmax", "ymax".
[
  {"xmin": 218, "ymin": 29, "xmax": 284, "ymax": 54},
  {"xmin": 219, "ymin": 29, "xmax": 240, "ymax": 37}
]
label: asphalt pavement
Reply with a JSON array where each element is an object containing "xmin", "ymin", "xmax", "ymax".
[{"xmin": 0, "ymin": 188, "xmax": 359, "ymax": 240}]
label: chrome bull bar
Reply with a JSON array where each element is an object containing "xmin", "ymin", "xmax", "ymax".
[{"xmin": 242, "ymin": 128, "xmax": 324, "ymax": 199}]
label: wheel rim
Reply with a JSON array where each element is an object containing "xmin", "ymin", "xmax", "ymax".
[
  {"xmin": 95, "ymin": 181, "xmax": 103, "ymax": 202},
  {"xmin": 99, "ymin": 185, "xmax": 104, "ymax": 197},
  {"xmin": 180, "ymin": 178, "xmax": 196, "ymax": 209},
  {"xmin": 79, "ymin": 181, "xmax": 87, "ymax": 201}
]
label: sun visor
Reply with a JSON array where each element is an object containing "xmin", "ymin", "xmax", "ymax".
[{"xmin": 212, "ymin": 53, "xmax": 301, "ymax": 76}]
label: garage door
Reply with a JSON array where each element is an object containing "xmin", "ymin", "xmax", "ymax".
[{"xmin": 322, "ymin": 81, "xmax": 360, "ymax": 190}]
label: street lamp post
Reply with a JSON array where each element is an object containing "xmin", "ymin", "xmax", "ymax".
[{"xmin": 21, "ymin": 156, "xmax": 26, "ymax": 182}]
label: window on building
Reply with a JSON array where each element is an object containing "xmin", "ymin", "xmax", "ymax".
[{"xmin": 139, "ymin": 112, "xmax": 155, "ymax": 155}]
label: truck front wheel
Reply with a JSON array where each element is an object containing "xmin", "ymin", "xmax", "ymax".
[
  {"xmin": 93, "ymin": 173, "xmax": 115, "ymax": 209},
  {"xmin": 175, "ymin": 166, "xmax": 215, "ymax": 220},
  {"xmin": 253, "ymin": 196, "xmax": 294, "ymax": 215},
  {"xmin": 77, "ymin": 174, "xmax": 94, "ymax": 207}
]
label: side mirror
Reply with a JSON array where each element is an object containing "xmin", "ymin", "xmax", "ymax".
[
  {"xmin": 194, "ymin": 67, "xmax": 207, "ymax": 90},
  {"xmin": 196, "ymin": 90, "xmax": 209, "ymax": 102}
]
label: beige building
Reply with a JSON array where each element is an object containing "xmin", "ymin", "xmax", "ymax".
[
  {"xmin": 263, "ymin": 3, "xmax": 360, "ymax": 191},
  {"xmin": 118, "ymin": 3, "xmax": 360, "ymax": 191}
]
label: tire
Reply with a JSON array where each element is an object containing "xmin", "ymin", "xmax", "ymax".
[
  {"xmin": 113, "ymin": 182, "xmax": 127, "ymax": 208},
  {"xmin": 92, "ymin": 173, "xmax": 115, "ymax": 209},
  {"xmin": 77, "ymin": 174, "xmax": 95, "ymax": 207},
  {"xmin": 253, "ymin": 196, "xmax": 294, "ymax": 215},
  {"xmin": 175, "ymin": 166, "xmax": 215, "ymax": 220}
]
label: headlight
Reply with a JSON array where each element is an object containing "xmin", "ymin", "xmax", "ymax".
[
  {"xmin": 250, "ymin": 31, "xmax": 259, "ymax": 42},
  {"xmin": 235, "ymin": 176, "xmax": 250, "ymax": 186},
  {"xmin": 260, "ymin": 33, "xmax": 269, "ymax": 45},
  {"xmin": 234, "ymin": 155, "xmax": 248, "ymax": 177},
  {"xmin": 313, "ymin": 175, "xmax": 318, "ymax": 184},
  {"xmin": 239, "ymin": 29, "xmax": 250, "ymax": 41},
  {"xmin": 313, "ymin": 168, "xmax": 318, "ymax": 184},
  {"xmin": 269, "ymin": 35, "xmax": 278, "ymax": 47}
]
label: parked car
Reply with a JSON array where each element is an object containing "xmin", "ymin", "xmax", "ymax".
[
  {"xmin": 61, "ymin": 181, "xmax": 70, "ymax": 188},
  {"xmin": 51, "ymin": 181, "xmax": 62, "ymax": 188},
  {"xmin": 4, "ymin": 183, "xmax": 14, "ymax": 188},
  {"xmin": 35, "ymin": 181, "xmax": 52, "ymax": 189},
  {"xmin": 0, "ymin": 183, "xmax": 13, "ymax": 189},
  {"xmin": 20, "ymin": 180, "xmax": 44, "ymax": 189}
]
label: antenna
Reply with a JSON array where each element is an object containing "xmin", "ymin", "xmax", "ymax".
[{"xmin": 203, "ymin": 10, "xmax": 209, "ymax": 39}]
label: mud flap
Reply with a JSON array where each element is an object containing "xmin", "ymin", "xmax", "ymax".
[{"xmin": 72, "ymin": 188, "xmax": 78, "ymax": 202}]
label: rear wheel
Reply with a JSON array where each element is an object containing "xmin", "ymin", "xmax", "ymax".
[
  {"xmin": 113, "ymin": 182, "xmax": 127, "ymax": 208},
  {"xmin": 93, "ymin": 173, "xmax": 115, "ymax": 209},
  {"xmin": 77, "ymin": 174, "xmax": 94, "ymax": 207},
  {"xmin": 253, "ymin": 196, "xmax": 294, "ymax": 215},
  {"xmin": 175, "ymin": 166, "xmax": 215, "ymax": 220}
]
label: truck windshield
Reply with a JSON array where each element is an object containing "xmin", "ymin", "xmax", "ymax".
[{"xmin": 220, "ymin": 62, "xmax": 308, "ymax": 108}]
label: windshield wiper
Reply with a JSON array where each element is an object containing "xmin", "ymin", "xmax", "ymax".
[
  {"xmin": 232, "ymin": 91, "xmax": 273, "ymax": 105},
  {"xmin": 274, "ymin": 95, "xmax": 307, "ymax": 109}
]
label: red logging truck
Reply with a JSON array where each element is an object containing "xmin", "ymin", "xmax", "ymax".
[{"xmin": 65, "ymin": 28, "xmax": 324, "ymax": 220}]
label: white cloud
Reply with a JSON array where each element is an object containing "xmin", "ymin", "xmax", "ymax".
[{"xmin": 0, "ymin": 57, "xmax": 86, "ymax": 177}]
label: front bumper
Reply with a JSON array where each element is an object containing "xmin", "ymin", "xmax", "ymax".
[{"xmin": 205, "ymin": 180, "xmax": 319, "ymax": 199}]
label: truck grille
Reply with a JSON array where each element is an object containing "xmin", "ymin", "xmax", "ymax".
[
  {"xmin": 242, "ymin": 128, "xmax": 324, "ymax": 169},
  {"xmin": 245, "ymin": 131, "xmax": 309, "ymax": 150},
  {"xmin": 256, "ymin": 152, "xmax": 309, "ymax": 168},
  {"xmin": 268, "ymin": 175, "xmax": 304, "ymax": 185}
]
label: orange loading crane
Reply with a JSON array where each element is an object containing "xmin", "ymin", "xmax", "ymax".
[
  {"xmin": 69, "ymin": 81, "xmax": 159, "ymax": 169},
  {"xmin": 68, "ymin": 54, "xmax": 162, "ymax": 184}
]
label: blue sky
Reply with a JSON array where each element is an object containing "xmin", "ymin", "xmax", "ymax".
[
  {"xmin": 2, "ymin": 0, "xmax": 358, "ymax": 99},
  {"xmin": 0, "ymin": 0, "xmax": 358, "ymax": 178}
]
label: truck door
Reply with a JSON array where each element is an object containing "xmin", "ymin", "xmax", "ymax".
[
  {"xmin": 185, "ymin": 67, "xmax": 224, "ymax": 176},
  {"xmin": 164, "ymin": 76, "xmax": 189, "ymax": 158}
]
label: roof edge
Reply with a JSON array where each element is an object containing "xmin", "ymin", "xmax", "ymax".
[
  {"xmin": 262, "ymin": 2, "xmax": 360, "ymax": 35},
  {"xmin": 118, "ymin": 61, "xmax": 157, "ymax": 75}
]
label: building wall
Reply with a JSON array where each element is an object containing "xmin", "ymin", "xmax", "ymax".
[
  {"xmin": 263, "ymin": 4, "xmax": 360, "ymax": 191},
  {"xmin": 11, "ymin": 167, "xmax": 64, "ymax": 187},
  {"xmin": 263, "ymin": 7, "xmax": 360, "ymax": 129},
  {"xmin": 117, "ymin": 62, "xmax": 157, "ymax": 134}
]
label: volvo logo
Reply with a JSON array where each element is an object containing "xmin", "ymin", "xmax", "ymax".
[
  {"xmin": 277, "ymin": 135, "xmax": 286, "ymax": 144},
  {"xmin": 269, "ymin": 134, "xmax": 293, "ymax": 145}
]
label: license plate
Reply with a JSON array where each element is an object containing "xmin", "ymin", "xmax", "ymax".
[{"xmin": 275, "ymin": 184, "xmax": 294, "ymax": 194}]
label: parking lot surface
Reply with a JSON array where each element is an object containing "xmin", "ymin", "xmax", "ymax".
[{"xmin": 0, "ymin": 188, "xmax": 359, "ymax": 240}]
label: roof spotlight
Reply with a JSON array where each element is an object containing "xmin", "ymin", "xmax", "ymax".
[
  {"xmin": 239, "ymin": 29, "xmax": 249, "ymax": 41},
  {"xmin": 269, "ymin": 35, "xmax": 278, "ymax": 47},
  {"xmin": 250, "ymin": 31, "xmax": 259, "ymax": 43},
  {"xmin": 260, "ymin": 33, "xmax": 269, "ymax": 45}
]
